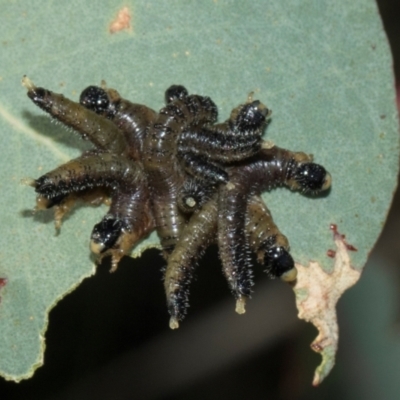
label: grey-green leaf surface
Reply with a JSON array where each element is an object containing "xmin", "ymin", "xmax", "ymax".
[{"xmin": 0, "ymin": 0, "xmax": 397, "ymax": 381}]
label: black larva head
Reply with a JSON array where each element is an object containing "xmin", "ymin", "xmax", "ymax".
[
  {"xmin": 235, "ymin": 101, "xmax": 269, "ymax": 131},
  {"xmin": 264, "ymin": 246, "xmax": 295, "ymax": 279},
  {"xmin": 80, "ymin": 86, "xmax": 111, "ymax": 115},
  {"xmin": 90, "ymin": 216, "xmax": 123, "ymax": 254},
  {"xmin": 165, "ymin": 85, "xmax": 188, "ymax": 104},
  {"xmin": 295, "ymin": 163, "xmax": 331, "ymax": 192}
]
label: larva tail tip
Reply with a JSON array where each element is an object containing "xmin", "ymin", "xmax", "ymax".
[
  {"xmin": 235, "ymin": 297, "xmax": 246, "ymax": 314},
  {"xmin": 22, "ymin": 76, "xmax": 36, "ymax": 91},
  {"xmin": 20, "ymin": 177, "xmax": 36, "ymax": 187},
  {"xmin": 169, "ymin": 317, "xmax": 179, "ymax": 330},
  {"xmin": 110, "ymin": 255, "xmax": 120, "ymax": 273},
  {"xmin": 247, "ymin": 91, "xmax": 254, "ymax": 103}
]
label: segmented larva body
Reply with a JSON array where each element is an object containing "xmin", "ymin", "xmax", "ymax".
[
  {"xmin": 143, "ymin": 94, "xmax": 218, "ymax": 256},
  {"xmin": 164, "ymin": 146, "xmax": 331, "ymax": 327},
  {"xmin": 24, "ymin": 80, "xmax": 127, "ymax": 155},
  {"xmin": 34, "ymin": 154, "xmax": 132, "ymax": 198},
  {"xmin": 177, "ymin": 100, "xmax": 270, "ymax": 183},
  {"xmin": 23, "ymin": 76, "xmax": 332, "ymax": 329},
  {"xmin": 217, "ymin": 146, "xmax": 331, "ymax": 310},
  {"xmin": 34, "ymin": 152, "xmax": 154, "ymax": 271},
  {"xmin": 246, "ymin": 196, "xmax": 294, "ymax": 281},
  {"xmin": 90, "ymin": 180, "xmax": 155, "ymax": 271},
  {"xmin": 23, "ymin": 78, "xmax": 155, "ymax": 270},
  {"xmin": 179, "ymin": 101, "xmax": 269, "ymax": 163},
  {"xmin": 79, "ymin": 85, "xmax": 158, "ymax": 161},
  {"xmin": 164, "ymin": 192, "xmax": 290, "ymax": 328},
  {"xmin": 164, "ymin": 195, "xmax": 218, "ymax": 328}
]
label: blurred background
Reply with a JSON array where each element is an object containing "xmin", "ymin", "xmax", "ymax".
[{"xmin": 1, "ymin": 1, "xmax": 400, "ymax": 399}]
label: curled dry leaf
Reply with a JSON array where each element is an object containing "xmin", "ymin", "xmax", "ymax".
[{"xmin": 293, "ymin": 226, "xmax": 361, "ymax": 385}]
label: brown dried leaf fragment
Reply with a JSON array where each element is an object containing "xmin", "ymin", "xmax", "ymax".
[
  {"xmin": 109, "ymin": 7, "xmax": 131, "ymax": 34},
  {"xmin": 293, "ymin": 227, "xmax": 361, "ymax": 386}
]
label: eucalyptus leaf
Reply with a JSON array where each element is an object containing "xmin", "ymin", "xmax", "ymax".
[{"xmin": 0, "ymin": 0, "xmax": 397, "ymax": 383}]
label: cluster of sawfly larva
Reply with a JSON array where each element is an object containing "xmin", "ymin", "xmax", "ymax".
[{"xmin": 22, "ymin": 76, "xmax": 331, "ymax": 329}]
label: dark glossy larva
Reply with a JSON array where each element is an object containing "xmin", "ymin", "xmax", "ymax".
[
  {"xmin": 246, "ymin": 196, "xmax": 295, "ymax": 281},
  {"xmin": 217, "ymin": 146, "xmax": 330, "ymax": 312},
  {"xmin": 23, "ymin": 77, "xmax": 154, "ymax": 269},
  {"xmin": 143, "ymin": 92, "xmax": 218, "ymax": 256},
  {"xmin": 79, "ymin": 85, "xmax": 157, "ymax": 161},
  {"xmin": 165, "ymin": 195, "xmax": 218, "ymax": 328},
  {"xmin": 23, "ymin": 78, "xmax": 127, "ymax": 155},
  {"xmin": 23, "ymin": 76, "xmax": 332, "ymax": 328},
  {"xmin": 177, "ymin": 100, "xmax": 270, "ymax": 183},
  {"xmin": 164, "ymin": 147, "xmax": 330, "ymax": 327}
]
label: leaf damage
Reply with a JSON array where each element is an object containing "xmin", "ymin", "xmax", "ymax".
[
  {"xmin": 293, "ymin": 225, "xmax": 361, "ymax": 386},
  {"xmin": 109, "ymin": 7, "xmax": 132, "ymax": 34}
]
